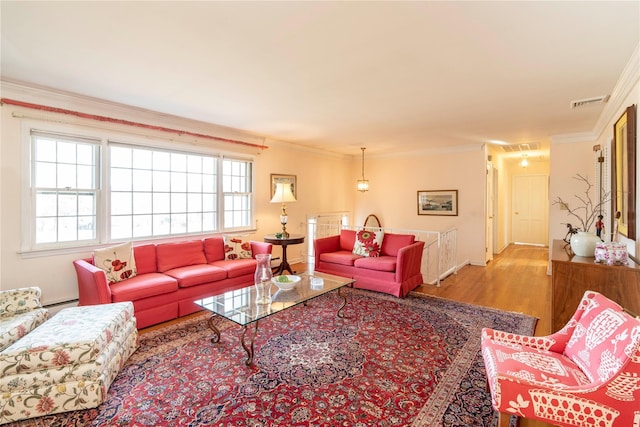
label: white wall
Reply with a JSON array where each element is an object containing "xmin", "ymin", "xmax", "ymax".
[
  {"xmin": 353, "ymin": 147, "xmax": 487, "ymax": 266},
  {"xmin": 254, "ymin": 140, "xmax": 354, "ymax": 264}
]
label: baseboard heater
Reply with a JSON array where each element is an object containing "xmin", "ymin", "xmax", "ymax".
[{"xmin": 45, "ymin": 299, "xmax": 79, "ymax": 315}]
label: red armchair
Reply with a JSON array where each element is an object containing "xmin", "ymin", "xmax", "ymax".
[{"xmin": 481, "ymin": 291, "xmax": 640, "ymax": 427}]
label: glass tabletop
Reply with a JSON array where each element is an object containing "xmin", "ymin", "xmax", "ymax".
[{"xmin": 194, "ymin": 271, "xmax": 355, "ymax": 327}]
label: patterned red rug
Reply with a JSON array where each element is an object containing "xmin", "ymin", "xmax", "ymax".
[{"xmin": 10, "ymin": 289, "xmax": 536, "ymax": 427}]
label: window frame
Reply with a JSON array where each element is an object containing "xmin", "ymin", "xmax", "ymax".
[{"xmin": 21, "ymin": 121, "xmax": 256, "ymax": 254}]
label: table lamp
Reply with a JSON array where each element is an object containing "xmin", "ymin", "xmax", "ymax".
[{"xmin": 270, "ymin": 182, "xmax": 296, "ymax": 238}]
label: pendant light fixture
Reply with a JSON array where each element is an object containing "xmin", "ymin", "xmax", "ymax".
[{"xmin": 357, "ymin": 147, "xmax": 369, "ymax": 192}]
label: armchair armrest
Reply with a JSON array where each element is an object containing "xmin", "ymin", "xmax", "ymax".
[
  {"xmin": 73, "ymin": 259, "xmax": 112, "ymax": 306},
  {"xmin": 313, "ymin": 235, "xmax": 342, "ymax": 268},
  {"xmin": 481, "ymin": 327, "xmax": 566, "ymax": 353},
  {"xmin": 395, "ymin": 241, "xmax": 425, "ymax": 282},
  {"xmin": 0, "ymin": 287, "xmax": 43, "ymax": 315},
  {"xmin": 251, "ymin": 241, "xmax": 273, "ymax": 256}
]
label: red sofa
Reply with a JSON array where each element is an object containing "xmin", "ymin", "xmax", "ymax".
[
  {"xmin": 73, "ymin": 237, "xmax": 272, "ymax": 329},
  {"xmin": 314, "ymin": 229, "xmax": 425, "ymax": 297}
]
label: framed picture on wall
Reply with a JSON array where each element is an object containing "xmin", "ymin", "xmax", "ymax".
[
  {"xmin": 271, "ymin": 174, "xmax": 297, "ymax": 199},
  {"xmin": 612, "ymin": 104, "xmax": 636, "ymax": 238},
  {"xmin": 417, "ymin": 190, "xmax": 458, "ymax": 216}
]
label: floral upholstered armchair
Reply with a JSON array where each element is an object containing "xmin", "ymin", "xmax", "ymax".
[
  {"xmin": 482, "ymin": 290, "xmax": 640, "ymax": 427},
  {"xmin": 0, "ymin": 287, "xmax": 49, "ymax": 351}
]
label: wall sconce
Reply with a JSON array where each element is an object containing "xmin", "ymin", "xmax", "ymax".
[
  {"xmin": 270, "ymin": 182, "xmax": 297, "ymax": 238},
  {"xmin": 357, "ymin": 147, "xmax": 369, "ymax": 192},
  {"xmin": 519, "ymin": 154, "xmax": 529, "ymax": 168}
]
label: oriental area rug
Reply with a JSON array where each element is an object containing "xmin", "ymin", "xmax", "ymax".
[{"xmin": 9, "ymin": 289, "xmax": 536, "ymax": 427}]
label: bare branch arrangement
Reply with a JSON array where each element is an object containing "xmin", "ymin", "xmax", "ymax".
[{"xmin": 552, "ymin": 174, "xmax": 610, "ymax": 233}]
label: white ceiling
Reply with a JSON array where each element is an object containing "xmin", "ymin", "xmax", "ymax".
[{"xmin": 1, "ymin": 1, "xmax": 638, "ymax": 156}]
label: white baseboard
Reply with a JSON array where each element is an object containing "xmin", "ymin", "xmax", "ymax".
[{"xmin": 44, "ymin": 300, "xmax": 78, "ymax": 316}]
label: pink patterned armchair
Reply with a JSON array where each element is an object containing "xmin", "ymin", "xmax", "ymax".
[{"xmin": 481, "ymin": 290, "xmax": 640, "ymax": 427}]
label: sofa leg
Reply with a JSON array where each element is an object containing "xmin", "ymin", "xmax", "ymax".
[{"xmin": 498, "ymin": 412, "xmax": 518, "ymax": 427}]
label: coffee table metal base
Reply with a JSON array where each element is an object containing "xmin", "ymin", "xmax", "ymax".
[
  {"xmin": 206, "ymin": 315, "xmax": 259, "ymax": 366},
  {"xmin": 336, "ymin": 287, "xmax": 349, "ymax": 319},
  {"xmin": 205, "ymin": 287, "xmax": 350, "ymax": 366}
]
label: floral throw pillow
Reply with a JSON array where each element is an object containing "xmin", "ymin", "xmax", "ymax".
[
  {"xmin": 352, "ymin": 229, "xmax": 384, "ymax": 257},
  {"xmin": 93, "ymin": 241, "xmax": 137, "ymax": 285},
  {"xmin": 224, "ymin": 236, "xmax": 253, "ymax": 260}
]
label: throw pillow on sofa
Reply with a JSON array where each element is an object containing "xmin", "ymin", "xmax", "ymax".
[
  {"xmin": 353, "ymin": 229, "xmax": 384, "ymax": 257},
  {"xmin": 224, "ymin": 236, "xmax": 253, "ymax": 260},
  {"xmin": 93, "ymin": 241, "xmax": 137, "ymax": 285}
]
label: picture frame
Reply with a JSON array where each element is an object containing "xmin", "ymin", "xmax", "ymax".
[
  {"xmin": 270, "ymin": 174, "xmax": 297, "ymax": 199},
  {"xmin": 417, "ymin": 190, "xmax": 458, "ymax": 216},
  {"xmin": 612, "ymin": 105, "xmax": 636, "ymax": 238}
]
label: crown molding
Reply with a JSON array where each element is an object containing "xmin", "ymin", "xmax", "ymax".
[
  {"xmin": 551, "ymin": 132, "xmax": 598, "ymax": 145},
  {"xmin": 264, "ymin": 138, "xmax": 351, "ymax": 159},
  {"xmin": 550, "ymin": 42, "xmax": 639, "ymax": 145},
  {"xmin": 1, "ymin": 79, "xmax": 266, "ymax": 147}
]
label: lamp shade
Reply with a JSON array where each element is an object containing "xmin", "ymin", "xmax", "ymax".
[{"xmin": 271, "ymin": 183, "xmax": 296, "ymax": 203}]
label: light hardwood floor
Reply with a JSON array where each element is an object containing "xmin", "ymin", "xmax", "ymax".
[
  {"xmin": 414, "ymin": 243, "xmax": 552, "ymax": 337},
  {"xmin": 142, "ymin": 243, "xmax": 554, "ymax": 427}
]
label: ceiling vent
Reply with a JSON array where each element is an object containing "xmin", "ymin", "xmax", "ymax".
[
  {"xmin": 501, "ymin": 143, "xmax": 539, "ymax": 153},
  {"xmin": 570, "ymin": 95, "xmax": 610, "ymax": 109}
]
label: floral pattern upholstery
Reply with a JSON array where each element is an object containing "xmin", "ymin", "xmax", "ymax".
[
  {"xmin": 352, "ymin": 229, "xmax": 384, "ymax": 257},
  {"xmin": 0, "ymin": 287, "xmax": 49, "ymax": 351},
  {"xmin": 0, "ymin": 302, "xmax": 138, "ymax": 424},
  {"xmin": 481, "ymin": 291, "xmax": 640, "ymax": 427},
  {"xmin": 223, "ymin": 236, "xmax": 253, "ymax": 260}
]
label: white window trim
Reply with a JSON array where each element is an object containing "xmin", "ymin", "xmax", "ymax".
[{"xmin": 19, "ymin": 120, "xmax": 256, "ymax": 256}]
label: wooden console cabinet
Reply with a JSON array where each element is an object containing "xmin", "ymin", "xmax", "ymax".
[{"xmin": 550, "ymin": 239, "xmax": 640, "ymax": 331}]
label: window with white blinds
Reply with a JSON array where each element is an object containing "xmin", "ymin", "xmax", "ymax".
[
  {"xmin": 31, "ymin": 131, "xmax": 100, "ymax": 245},
  {"xmin": 26, "ymin": 129, "xmax": 254, "ymax": 250}
]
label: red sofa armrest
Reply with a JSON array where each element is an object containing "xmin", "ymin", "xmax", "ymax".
[
  {"xmin": 313, "ymin": 235, "xmax": 342, "ymax": 269},
  {"xmin": 395, "ymin": 241, "xmax": 425, "ymax": 282},
  {"xmin": 73, "ymin": 259, "xmax": 112, "ymax": 306},
  {"xmin": 251, "ymin": 241, "xmax": 273, "ymax": 256}
]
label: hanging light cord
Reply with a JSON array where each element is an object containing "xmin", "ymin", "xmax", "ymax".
[{"xmin": 361, "ymin": 147, "xmax": 366, "ymax": 179}]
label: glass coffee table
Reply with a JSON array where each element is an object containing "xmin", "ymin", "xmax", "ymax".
[{"xmin": 194, "ymin": 271, "xmax": 355, "ymax": 366}]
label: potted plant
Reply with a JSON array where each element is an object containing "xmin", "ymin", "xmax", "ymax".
[{"xmin": 553, "ymin": 174, "xmax": 610, "ymax": 257}]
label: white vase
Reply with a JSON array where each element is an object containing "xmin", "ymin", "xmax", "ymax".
[{"xmin": 570, "ymin": 232, "xmax": 601, "ymax": 257}]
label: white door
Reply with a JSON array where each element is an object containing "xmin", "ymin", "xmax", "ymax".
[
  {"xmin": 486, "ymin": 161, "xmax": 494, "ymax": 263},
  {"xmin": 512, "ymin": 174, "xmax": 548, "ymax": 245}
]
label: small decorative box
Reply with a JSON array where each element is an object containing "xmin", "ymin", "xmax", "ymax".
[{"xmin": 594, "ymin": 242, "xmax": 628, "ymax": 265}]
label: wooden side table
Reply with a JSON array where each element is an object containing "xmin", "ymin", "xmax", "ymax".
[
  {"xmin": 264, "ymin": 234, "xmax": 305, "ymax": 275},
  {"xmin": 550, "ymin": 239, "xmax": 640, "ymax": 331}
]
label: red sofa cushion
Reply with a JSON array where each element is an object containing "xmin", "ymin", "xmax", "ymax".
[
  {"xmin": 110, "ymin": 273, "xmax": 178, "ymax": 302},
  {"xmin": 381, "ymin": 233, "xmax": 415, "ymax": 256},
  {"xmin": 319, "ymin": 250, "xmax": 360, "ymax": 266},
  {"xmin": 203, "ymin": 237, "xmax": 225, "ymax": 263},
  {"xmin": 340, "ymin": 229, "xmax": 357, "ymax": 251},
  {"xmin": 353, "ymin": 255, "xmax": 397, "ymax": 272},
  {"xmin": 133, "ymin": 244, "xmax": 157, "ymax": 274},
  {"xmin": 210, "ymin": 259, "xmax": 257, "ymax": 278},
  {"xmin": 164, "ymin": 264, "xmax": 227, "ymax": 288},
  {"xmin": 156, "ymin": 240, "xmax": 207, "ymax": 272}
]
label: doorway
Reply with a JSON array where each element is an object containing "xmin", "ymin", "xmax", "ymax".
[
  {"xmin": 512, "ymin": 174, "xmax": 548, "ymax": 246},
  {"xmin": 486, "ymin": 161, "xmax": 495, "ymax": 263}
]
